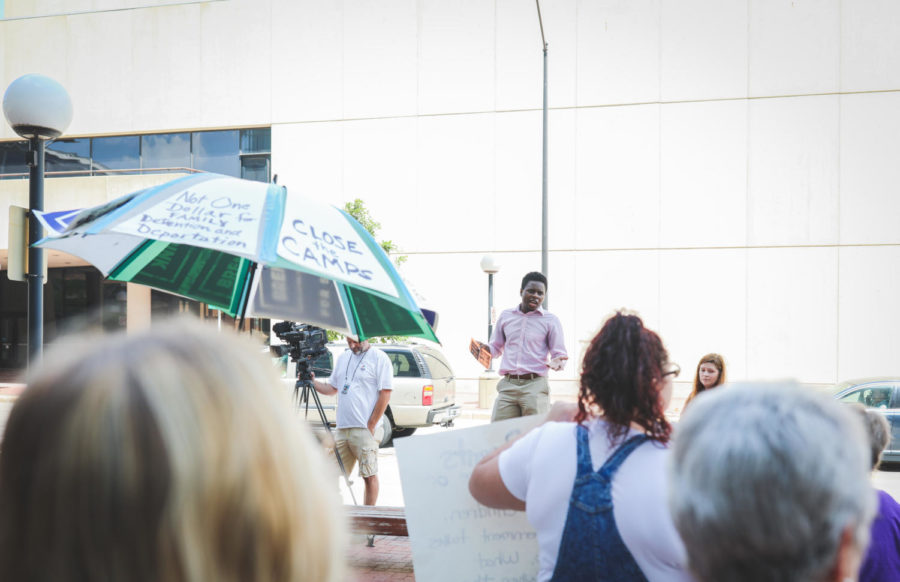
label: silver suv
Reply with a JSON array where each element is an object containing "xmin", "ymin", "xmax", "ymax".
[{"xmin": 292, "ymin": 342, "xmax": 459, "ymax": 447}]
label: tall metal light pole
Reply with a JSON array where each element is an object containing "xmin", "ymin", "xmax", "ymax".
[
  {"xmin": 3, "ymin": 74, "xmax": 73, "ymax": 367},
  {"xmin": 480, "ymin": 254, "xmax": 501, "ymax": 371},
  {"xmin": 536, "ymin": 0, "xmax": 549, "ymax": 308}
]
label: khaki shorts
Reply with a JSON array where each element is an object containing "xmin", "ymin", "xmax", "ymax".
[{"xmin": 333, "ymin": 427, "xmax": 378, "ymax": 478}]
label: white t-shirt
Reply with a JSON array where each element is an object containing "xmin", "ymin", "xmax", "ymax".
[
  {"xmin": 328, "ymin": 347, "xmax": 392, "ymax": 429},
  {"xmin": 498, "ymin": 419, "xmax": 693, "ymax": 582}
]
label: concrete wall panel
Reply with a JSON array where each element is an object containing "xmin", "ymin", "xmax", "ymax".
[
  {"xmin": 749, "ymin": 0, "xmax": 840, "ymax": 96},
  {"xmin": 495, "ymin": 0, "xmax": 544, "ymax": 112},
  {"xmin": 576, "ymin": 0, "xmax": 659, "ymax": 107},
  {"xmin": 135, "ymin": 6, "xmax": 204, "ymax": 131},
  {"xmin": 659, "ymin": 248, "xmax": 748, "ymax": 383},
  {"xmin": 271, "ymin": 1, "xmax": 343, "ymax": 122},
  {"xmin": 66, "ymin": 11, "xmax": 135, "ymax": 135},
  {"xmin": 271, "ymin": 122, "xmax": 343, "ymax": 205},
  {"xmin": 748, "ymin": 95, "xmax": 840, "ymax": 246},
  {"xmin": 198, "ymin": 2, "xmax": 271, "ymax": 128},
  {"xmin": 746, "ymin": 247, "xmax": 838, "ymax": 383},
  {"xmin": 546, "ymin": 109, "xmax": 577, "ymax": 251},
  {"xmin": 573, "ymin": 250, "xmax": 660, "ymax": 348},
  {"xmin": 341, "ymin": 117, "xmax": 418, "ymax": 252},
  {"xmin": 342, "ymin": 0, "xmax": 417, "ymax": 119},
  {"xmin": 660, "ymin": 0, "xmax": 747, "ymax": 101},
  {"xmin": 574, "ymin": 104, "xmax": 660, "ymax": 250},
  {"xmin": 840, "ymin": 92, "xmax": 900, "ymax": 245},
  {"xmin": 417, "ymin": 0, "xmax": 495, "ymax": 115},
  {"xmin": 842, "ymin": 0, "xmax": 900, "ymax": 92},
  {"xmin": 838, "ymin": 246, "xmax": 900, "ymax": 379},
  {"xmin": 415, "ymin": 114, "xmax": 495, "ymax": 252},
  {"xmin": 660, "ymin": 100, "xmax": 747, "ymax": 248},
  {"xmin": 494, "ymin": 110, "xmax": 542, "ymax": 253}
]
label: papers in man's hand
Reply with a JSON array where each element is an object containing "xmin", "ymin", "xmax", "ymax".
[{"xmin": 469, "ymin": 338, "xmax": 492, "ymax": 368}]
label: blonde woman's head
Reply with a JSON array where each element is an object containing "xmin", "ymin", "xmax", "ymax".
[{"xmin": 0, "ymin": 317, "xmax": 345, "ymax": 582}]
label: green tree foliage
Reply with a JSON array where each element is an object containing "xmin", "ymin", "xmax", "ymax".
[
  {"xmin": 326, "ymin": 199, "xmax": 408, "ymax": 343},
  {"xmin": 343, "ymin": 198, "xmax": 407, "ymax": 266}
]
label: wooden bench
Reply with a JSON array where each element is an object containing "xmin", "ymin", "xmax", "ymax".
[{"xmin": 346, "ymin": 505, "xmax": 408, "ymax": 545}]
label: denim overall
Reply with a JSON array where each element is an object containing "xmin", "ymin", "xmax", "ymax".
[{"xmin": 549, "ymin": 426, "xmax": 650, "ymax": 582}]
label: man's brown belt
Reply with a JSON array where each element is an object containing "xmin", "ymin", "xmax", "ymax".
[{"xmin": 506, "ymin": 373, "xmax": 540, "ymax": 380}]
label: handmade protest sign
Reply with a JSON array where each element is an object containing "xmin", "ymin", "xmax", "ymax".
[
  {"xmin": 112, "ymin": 177, "xmax": 265, "ymax": 256},
  {"xmin": 276, "ymin": 194, "xmax": 397, "ymax": 297},
  {"xmin": 395, "ymin": 415, "xmax": 543, "ymax": 582}
]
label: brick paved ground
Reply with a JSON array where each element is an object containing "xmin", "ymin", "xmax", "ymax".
[{"xmin": 346, "ymin": 534, "xmax": 415, "ymax": 581}]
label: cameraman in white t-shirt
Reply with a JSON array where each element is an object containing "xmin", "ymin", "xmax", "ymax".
[{"xmin": 312, "ymin": 335, "xmax": 392, "ymax": 506}]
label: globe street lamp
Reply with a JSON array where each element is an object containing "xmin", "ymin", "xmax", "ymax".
[
  {"xmin": 3, "ymin": 74, "xmax": 73, "ymax": 366},
  {"xmin": 480, "ymin": 254, "xmax": 501, "ymax": 371}
]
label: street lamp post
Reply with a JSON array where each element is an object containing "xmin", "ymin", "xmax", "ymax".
[
  {"xmin": 536, "ymin": 0, "xmax": 549, "ymax": 308},
  {"xmin": 480, "ymin": 254, "xmax": 501, "ymax": 371},
  {"xmin": 3, "ymin": 74, "xmax": 73, "ymax": 367}
]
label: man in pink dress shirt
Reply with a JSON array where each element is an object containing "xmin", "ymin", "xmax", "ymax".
[{"xmin": 487, "ymin": 271, "xmax": 568, "ymax": 422}]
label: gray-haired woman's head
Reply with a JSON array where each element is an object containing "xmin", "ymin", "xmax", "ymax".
[
  {"xmin": 0, "ymin": 317, "xmax": 346, "ymax": 582},
  {"xmin": 669, "ymin": 382, "xmax": 876, "ymax": 582},
  {"xmin": 847, "ymin": 403, "xmax": 891, "ymax": 470}
]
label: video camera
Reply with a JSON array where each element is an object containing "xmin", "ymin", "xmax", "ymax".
[{"xmin": 272, "ymin": 321, "xmax": 329, "ymax": 365}]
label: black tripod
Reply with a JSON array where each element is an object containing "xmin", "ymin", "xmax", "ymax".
[{"xmin": 292, "ymin": 359, "xmax": 359, "ymax": 506}]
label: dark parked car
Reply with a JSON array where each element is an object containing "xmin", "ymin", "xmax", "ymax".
[{"xmin": 832, "ymin": 377, "xmax": 900, "ymax": 464}]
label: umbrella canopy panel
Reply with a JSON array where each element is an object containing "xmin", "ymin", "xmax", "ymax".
[
  {"xmin": 249, "ymin": 267, "xmax": 438, "ymax": 342},
  {"xmin": 111, "ymin": 240, "xmax": 252, "ymax": 316}
]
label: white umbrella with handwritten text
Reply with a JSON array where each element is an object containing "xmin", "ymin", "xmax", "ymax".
[{"xmin": 35, "ymin": 173, "xmax": 437, "ymax": 342}]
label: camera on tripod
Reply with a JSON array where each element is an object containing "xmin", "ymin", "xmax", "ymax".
[{"xmin": 272, "ymin": 321, "xmax": 329, "ymax": 365}]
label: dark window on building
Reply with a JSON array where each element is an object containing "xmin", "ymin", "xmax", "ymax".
[
  {"xmin": 193, "ymin": 130, "xmax": 240, "ymax": 177},
  {"xmin": 0, "ymin": 276, "xmax": 28, "ymax": 370},
  {"xmin": 0, "ymin": 267, "xmax": 128, "ymax": 373},
  {"xmin": 2, "ymin": 127, "xmax": 270, "ymax": 180},
  {"xmin": 0, "ymin": 141, "xmax": 28, "ymax": 178},
  {"xmin": 92, "ymin": 136, "xmax": 140, "ymax": 175},
  {"xmin": 241, "ymin": 155, "xmax": 270, "ymax": 182},
  {"xmin": 142, "ymin": 132, "xmax": 191, "ymax": 173},
  {"xmin": 241, "ymin": 128, "xmax": 271, "ymax": 154},
  {"xmin": 47, "ymin": 137, "xmax": 91, "ymax": 176}
]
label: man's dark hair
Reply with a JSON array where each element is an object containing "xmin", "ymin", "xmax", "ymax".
[{"xmin": 520, "ymin": 271, "xmax": 547, "ymax": 291}]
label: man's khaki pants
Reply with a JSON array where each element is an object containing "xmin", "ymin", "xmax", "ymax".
[{"xmin": 491, "ymin": 375, "xmax": 549, "ymax": 422}]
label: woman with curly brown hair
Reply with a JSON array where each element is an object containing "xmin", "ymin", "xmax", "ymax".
[
  {"xmin": 469, "ymin": 311, "xmax": 692, "ymax": 582},
  {"xmin": 683, "ymin": 353, "xmax": 726, "ymax": 409}
]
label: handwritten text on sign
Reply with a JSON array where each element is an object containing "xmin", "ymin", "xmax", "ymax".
[
  {"xmin": 276, "ymin": 194, "xmax": 396, "ymax": 297},
  {"xmin": 112, "ymin": 178, "xmax": 268, "ymax": 256},
  {"xmin": 395, "ymin": 415, "xmax": 543, "ymax": 582}
]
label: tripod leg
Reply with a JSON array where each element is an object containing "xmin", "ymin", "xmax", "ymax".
[{"xmin": 302, "ymin": 381, "xmax": 359, "ymax": 506}]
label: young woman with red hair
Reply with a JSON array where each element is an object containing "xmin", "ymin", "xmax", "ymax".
[{"xmin": 469, "ymin": 311, "xmax": 692, "ymax": 582}]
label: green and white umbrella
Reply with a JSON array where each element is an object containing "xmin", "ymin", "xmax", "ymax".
[{"xmin": 35, "ymin": 173, "xmax": 438, "ymax": 342}]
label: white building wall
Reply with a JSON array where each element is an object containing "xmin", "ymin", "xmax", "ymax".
[{"xmin": 2, "ymin": 0, "xmax": 899, "ymax": 397}]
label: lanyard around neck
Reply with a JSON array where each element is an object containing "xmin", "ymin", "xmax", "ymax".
[{"xmin": 343, "ymin": 348, "xmax": 369, "ymax": 393}]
